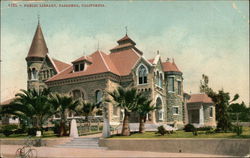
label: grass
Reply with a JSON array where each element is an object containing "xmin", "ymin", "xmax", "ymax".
[{"xmin": 110, "ymin": 127, "xmax": 250, "ymax": 139}]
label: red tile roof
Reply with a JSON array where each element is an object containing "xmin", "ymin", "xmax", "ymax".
[
  {"xmin": 109, "ymin": 49, "xmax": 140, "ymax": 76},
  {"xmin": 72, "ymin": 56, "xmax": 93, "ymax": 64},
  {"xmin": 46, "ymin": 48, "xmax": 141, "ymax": 82},
  {"xmin": 52, "ymin": 58, "xmax": 71, "ymax": 72},
  {"xmin": 148, "ymin": 58, "xmax": 154, "ymax": 64},
  {"xmin": 187, "ymin": 94, "xmax": 213, "ymax": 104},
  {"xmin": 162, "ymin": 61, "xmax": 181, "ymax": 72},
  {"xmin": 117, "ymin": 35, "xmax": 136, "ymax": 45}
]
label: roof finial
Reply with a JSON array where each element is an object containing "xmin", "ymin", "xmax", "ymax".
[
  {"xmin": 97, "ymin": 40, "xmax": 100, "ymax": 51},
  {"xmin": 37, "ymin": 13, "xmax": 40, "ymax": 25},
  {"xmin": 125, "ymin": 26, "xmax": 128, "ymax": 35}
]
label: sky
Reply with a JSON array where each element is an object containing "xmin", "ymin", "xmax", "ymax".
[{"xmin": 1, "ymin": 1, "xmax": 249, "ymax": 105}]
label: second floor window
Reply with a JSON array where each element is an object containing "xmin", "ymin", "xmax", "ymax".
[
  {"xmin": 178, "ymin": 81, "xmax": 182, "ymax": 95},
  {"xmin": 168, "ymin": 77, "xmax": 174, "ymax": 92},
  {"xmin": 138, "ymin": 65, "xmax": 147, "ymax": 84}
]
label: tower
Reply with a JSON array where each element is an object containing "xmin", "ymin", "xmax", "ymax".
[{"xmin": 26, "ymin": 21, "xmax": 48, "ymax": 91}]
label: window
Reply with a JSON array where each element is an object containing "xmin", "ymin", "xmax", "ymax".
[
  {"xmin": 95, "ymin": 90, "xmax": 102, "ymax": 103},
  {"xmin": 173, "ymin": 107, "xmax": 179, "ymax": 115},
  {"xmin": 209, "ymin": 106, "xmax": 213, "ymax": 117},
  {"xmin": 31, "ymin": 68, "xmax": 37, "ymax": 80},
  {"xmin": 168, "ymin": 77, "xmax": 174, "ymax": 92},
  {"xmin": 80, "ymin": 63, "xmax": 84, "ymax": 71},
  {"xmin": 72, "ymin": 89, "xmax": 84, "ymax": 100},
  {"xmin": 156, "ymin": 97, "xmax": 163, "ymax": 121},
  {"xmin": 74, "ymin": 64, "xmax": 79, "ymax": 72},
  {"xmin": 178, "ymin": 81, "xmax": 182, "ymax": 95},
  {"xmin": 138, "ymin": 65, "xmax": 147, "ymax": 84},
  {"xmin": 159, "ymin": 74, "xmax": 163, "ymax": 88},
  {"xmin": 158, "ymin": 110, "xmax": 163, "ymax": 121}
]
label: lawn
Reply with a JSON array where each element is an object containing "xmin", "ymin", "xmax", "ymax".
[{"xmin": 110, "ymin": 127, "xmax": 250, "ymax": 139}]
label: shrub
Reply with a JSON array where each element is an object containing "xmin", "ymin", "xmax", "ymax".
[
  {"xmin": 3, "ymin": 130, "xmax": 13, "ymax": 137},
  {"xmin": 27, "ymin": 128, "xmax": 37, "ymax": 136},
  {"xmin": 192, "ymin": 128, "xmax": 198, "ymax": 136},
  {"xmin": 197, "ymin": 126, "xmax": 213, "ymax": 131},
  {"xmin": 233, "ymin": 125, "xmax": 243, "ymax": 136},
  {"xmin": 1, "ymin": 124, "xmax": 18, "ymax": 137},
  {"xmin": 156, "ymin": 125, "xmax": 167, "ymax": 136},
  {"xmin": 183, "ymin": 124, "xmax": 195, "ymax": 132},
  {"xmin": 14, "ymin": 128, "xmax": 26, "ymax": 134}
]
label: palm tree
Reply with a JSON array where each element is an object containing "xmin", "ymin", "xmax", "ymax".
[
  {"xmin": 107, "ymin": 87, "xmax": 138, "ymax": 136},
  {"xmin": 49, "ymin": 93, "xmax": 79, "ymax": 136},
  {"xmin": 0, "ymin": 89, "xmax": 53, "ymax": 134},
  {"xmin": 76, "ymin": 102, "xmax": 101, "ymax": 121},
  {"xmin": 135, "ymin": 96, "xmax": 156, "ymax": 133}
]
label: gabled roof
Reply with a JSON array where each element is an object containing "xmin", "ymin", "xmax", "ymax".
[
  {"xmin": 26, "ymin": 23, "xmax": 48, "ymax": 59},
  {"xmin": 117, "ymin": 34, "xmax": 136, "ymax": 45},
  {"xmin": 46, "ymin": 48, "xmax": 141, "ymax": 82},
  {"xmin": 47, "ymin": 51, "xmax": 117, "ymax": 82},
  {"xmin": 72, "ymin": 56, "xmax": 93, "ymax": 64},
  {"xmin": 162, "ymin": 61, "xmax": 181, "ymax": 72},
  {"xmin": 109, "ymin": 49, "xmax": 140, "ymax": 76},
  {"xmin": 52, "ymin": 58, "xmax": 71, "ymax": 72},
  {"xmin": 187, "ymin": 93, "xmax": 213, "ymax": 104}
]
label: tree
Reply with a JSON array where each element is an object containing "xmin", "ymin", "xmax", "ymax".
[
  {"xmin": 0, "ymin": 89, "xmax": 53, "ymax": 134},
  {"xmin": 76, "ymin": 102, "xmax": 101, "ymax": 121},
  {"xmin": 49, "ymin": 93, "xmax": 79, "ymax": 136},
  {"xmin": 228, "ymin": 102, "xmax": 250, "ymax": 122},
  {"xmin": 107, "ymin": 87, "xmax": 138, "ymax": 136},
  {"xmin": 135, "ymin": 95, "xmax": 156, "ymax": 133},
  {"xmin": 200, "ymin": 74, "xmax": 239, "ymax": 131}
]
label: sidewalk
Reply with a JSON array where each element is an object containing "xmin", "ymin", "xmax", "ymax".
[{"xmin": 0, "ymin": 145, "xmax": 233, "ymax": 158}]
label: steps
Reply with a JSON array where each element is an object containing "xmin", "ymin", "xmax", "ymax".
[{"xmin": 56, "ymin": 137, "xmax": 106, "ymax": 149}]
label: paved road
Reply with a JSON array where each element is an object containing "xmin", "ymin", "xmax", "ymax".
[{"xmin": 0, "ymin": 145, "xmax": 233, "ymax": 158}]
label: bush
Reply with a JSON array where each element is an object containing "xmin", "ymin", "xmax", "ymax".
[
  {"xmin": 192, "ymin": 128, "xmax": 198, "ymax": 136},
  {"xmin": 27, "ymin": 128, "xmax": 37, "ymax": 136},
  {"xmin": 233, "ymin": 125, "xmax": 243, "ymax": 136},
  {"xmin": 183, "ymin": 124, "xmax": 195, "ymax": 132},
  {"xmin": 197, "ymin": 126, "xmax": 213, "ymax": 131},
  {"xmin": 14, "ymin": 128, "xmax": 26, "ymax": 134},
  {"xmin": 3, "ymin": 130, "xmax": 13, "ymax": 137},
  {"xmin": 1, "ymin": 124, "xmax": 18, "ymax": 137},
  {"xmin": 156, "ymin": 126, "xmax": 167, "ymax": 136}
]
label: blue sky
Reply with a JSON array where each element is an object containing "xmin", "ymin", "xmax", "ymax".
[{"xmin": 1, "ymin": 1, "xmax": 249, "ymax": 104}]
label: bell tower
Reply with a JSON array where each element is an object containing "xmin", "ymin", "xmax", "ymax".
[{"xmin": 26, "ymin": 20, "xmax": 48, "ymax": 91}]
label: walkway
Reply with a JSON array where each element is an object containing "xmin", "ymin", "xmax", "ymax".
[{"xmin": 0, "ymin": 145, "xmax": 231, "ymax": 158}]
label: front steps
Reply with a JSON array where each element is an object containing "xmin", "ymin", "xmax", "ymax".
[{"xmin": 56, "ymin": 137, "xmax": 106, "ymax": 149}]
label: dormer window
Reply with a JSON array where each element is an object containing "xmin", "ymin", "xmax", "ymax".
[
  {"xmin": 74, "ymin": 64, "xmax": 79, "ymax": 72},
  {"xmin": 74, "ymin": 62, "xmax": 85, "ymax": 72},
  {"xmin": 80, "ymin": 63, "xmax": 84, "ymax": 71},
  {"xmin": 72, "ymin": 56, "xmax": 92, "ymax": 72}
]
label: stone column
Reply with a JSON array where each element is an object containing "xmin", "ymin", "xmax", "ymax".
[
  {"xmin": 199, "ymin": 105, "xmax": 204, "ymax": 126},
  {"xmin": 102, "ymin": 103, "xmax": 110, "ymax": 138}
]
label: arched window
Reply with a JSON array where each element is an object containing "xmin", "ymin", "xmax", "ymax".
[
  {"xmin": 95, "ymin": 90, "xmax": 102, "ymax": 103},
  {"xmin": 156, "ymin": 97, "xmax": 163, "ymax": 121},
  {"xmin": 159, "ymin": 74, "xmax": 163, "ymax": 88},
  {"xmin": 71, "ymin": 89, "xmax": 84, "ymax": 100},
  {"xmin": 138, "ymin": 65, "xmax": 147, "ymax": 84},
  {"xmin": 31, "ymin": 68, "xmax": 37, "ymax": 80}
]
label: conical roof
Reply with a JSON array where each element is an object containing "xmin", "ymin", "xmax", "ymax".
[{"xmin": 27, "ymin": 23, "xmax": 48, "ymax": 58}]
